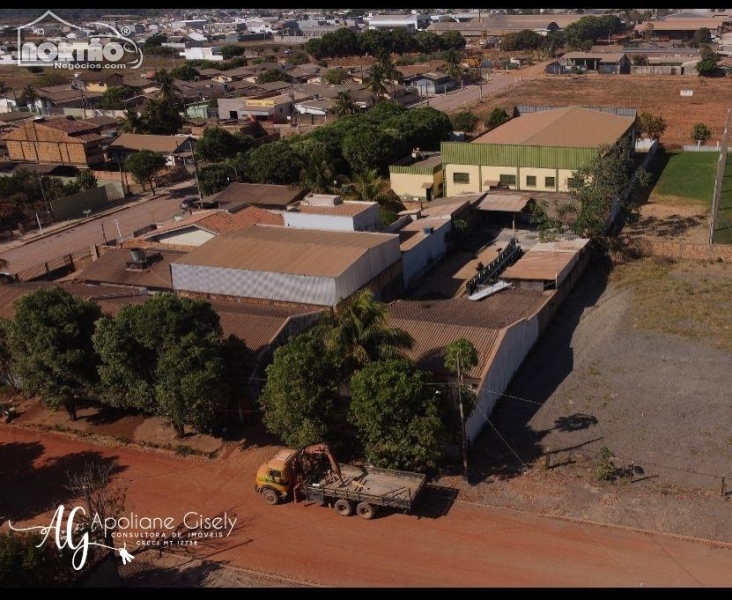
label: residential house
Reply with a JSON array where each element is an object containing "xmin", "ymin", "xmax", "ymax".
[
  {"xmin": 405, "ymin": 72, "xmax": 456, "ymax": 97},
  {"xmin": 31, "ymin": 85, "xmax": 104, "ymax": 115},
  {"xmin": 557, "ymin": 52, "xmax": 631, "ymax": 74},
  {"xmin": 205, "ymin": 182, "xmax": 307, "ymax": 212},
  {"xmin": 107, "ymin": 133, "xmax": 193, "ymax": 167},
  {"xmin": 283, "ymin": 194, "xmax": 380, "ymax": 232},
  {"xmin": 216, "ymin": 94, "xmax": 293, "ymax": 123},
  {"xmin": 73, "ymin": 71, "xmax": 125, "ymax": 93},
  {"xmin": 441, "ymin": 105, "xmax": 636, "ymax": 196},
  {"xmin": 1, "ymin": 116, "xmax": 106, "ymax": 166}
]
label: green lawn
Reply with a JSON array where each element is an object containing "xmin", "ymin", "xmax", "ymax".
[
  {"xmin": 712, "ymin": 153, "xmax": 732, "ymax": 245},
  {"xmin": 650, "ymin": 151, "xmax": 719, "ymax": 205}
]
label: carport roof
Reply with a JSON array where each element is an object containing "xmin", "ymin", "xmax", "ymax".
[{"xmin": 478, "ymin": 194, "xmax": 533, "ymax": 212}]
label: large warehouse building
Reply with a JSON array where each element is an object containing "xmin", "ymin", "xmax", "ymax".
[
  {"xmin": 441, "ymin": 105, "xmax": 636, "ymax": 197},
  {"xmin": 170, "ymin": 225, "xmax": 403, "ymax": 307}
]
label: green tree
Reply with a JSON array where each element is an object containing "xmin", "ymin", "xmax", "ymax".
[
  {"xmin": 93, "ymin": 294, "xmax": 228, "ymax": 437},
  {"xmin": 143, "ymin": 32, "xmax": 167, "ymax": 49},
  {"xmin": 0, "ymin": 531, "xmax": 72, "ymax": 587},
  {"xmin": 500, "ymin": 29, "xmax": 542, "ymax": 51},
  {"xmin": 443, "ymin": 48, "xmax": 464, "ymax": 81},
  {"xmin": 7, "ymin": 287, "xmax": 102, "ymax": 421},
  {"xmin": 99, "ymin": 85, "xmax": 139, "ymax": 110},
  {"xmin": 259, "ymin": 330, "xmax": 343, "ymax": 448},
  {"xmin": 324, "ymin": 289, "xmax": 413, "ymax": 376},
  {"xmin": 322, "ymin": 68, "xmax": 351, "ymax": 85},
  {"xmin": 152, "ymin": 68, "xmax": 179, "ymax": 105},
  {"xmin": 334, "ymin": 90, "xmax": 357, "ymax": 118},
  {"xmin": 366, "ymin": 63, "xmax": 388, "ymax": 101},
  {"xmin": 119, "ymin": 108, "xmax": 146, "ymax": 134},
  {"xmin": 195, "ymin": 127, "xmax": 255, "ymax": 163},
  {"xmin": 485, "ymin": 107, "xmax": 510, "ymax": 130},
  {"xmin": 692, "ymin": 27, "xmax": 712, "ymax": 47},
  {"xmin": 297, "ymin": 143, "xmax": 339, "ymax": 194},
  {"xmin": 695, "ymin": 57, "xmax": 720, "ymax": 77},
  {"xmin": 141, "ymin": 98, "xmax": 182, "ymax": 135},
  {"xmin": 393, "ymin": 107, "xmax": 453, "ymax": 151},
  {"xmin": 414, "ymin": 31, "xmax": 442, "ymax": 54},
  {"xmin": 562, "ymin": 138, "xmax": 651, "ymax": 238},
  {"xmin": 444, "ymin": 337, "xmax": 479, "ymax": 476},
  {"xmin": 75, "ymin": 169, "xmax": 98, "ymax": 191},
  {"xmin": 451, "ymin": 110, "xmax": 478, "ymax": 132},
  {"xmin": 256, "ymin": 69, "xmax": 289, "ymax": 84},
  {"xmin": 439, "ymin": 30, "xmax": 467, "ymax": 51},
  {"xmin": 198, "ymin": 162, "xmax": 237, "ymax": 195},
  {"xmin": 349, "ymin": 359, "xmax": 447, "ymax": 471},
  {"xmin": 637, "ymin": 112, "xmax": 667, "ymax": 141},
  {"xmin": 245, "ymin": 141, "xmax": 301, "ymax": 185},
  {"xmin": 124, "ymin": 150, "xmax": 167, "ymax": 194},
  {"xmin": 220, "ymin": 44, "xmax": 246, "ymax": 60},
  {"xmin": 342, "ymin": 126, "xmax": 402, "ymax": 174},
  {"xmin": 345, "ymin": 167, "xmax": 395, "ymax": 208},
  {"xmin": 18, "ymin": 85, "xmax": 38, "ymax": 109},
  {"xmin": 170, "ymin": 64, "xmax": 201, "ymax": 81},
  {"xmin": 692, "ymin": 122, "xmax": 712, "ymax": 144}
]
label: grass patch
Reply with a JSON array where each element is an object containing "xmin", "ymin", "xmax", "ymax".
[
  {"xmin": 650, "ymin": 151, "xmax": 718, "ymax": 205},
  {"xmin": 712, "ymin": 154, "xmax": 732, "ymax": 245},
  {"xmin": 610, "ymin": 257, "xmax": 732, "ymax": 350}
]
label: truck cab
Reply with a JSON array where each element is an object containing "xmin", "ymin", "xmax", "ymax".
[{"xmin": 255, "ymin": 448, "xmax": 297, "ymax": 505}]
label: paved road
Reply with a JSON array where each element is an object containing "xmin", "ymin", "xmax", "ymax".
[
  {"xmin": 3, "ymin": 427, "xmax": 730, "ymax": 588},
  {"xmin": 0, "ymin": 182, "xmax": 198, "ymax": 273}
]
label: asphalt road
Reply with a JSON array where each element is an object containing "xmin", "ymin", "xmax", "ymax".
[
  {"xmin": 3, "ymin": 427, "xmax": 730, "ymax": 588},
  {"xmin": 0, "ymin": 182, "xmax": 198, "ymax": 273}
]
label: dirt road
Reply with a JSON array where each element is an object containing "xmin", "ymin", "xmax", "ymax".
[{"xmin": 2, "ymin": 427, "xmax": 730, "ymax": 587}]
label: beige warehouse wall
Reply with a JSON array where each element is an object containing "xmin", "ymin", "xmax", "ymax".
[
  {"xmin": 444, "ymin": 164, "xmax": 481, "ymax": 196},
  {"xmin": 390, "ymin": 173, "xmax": 434, "ymax": 200}
]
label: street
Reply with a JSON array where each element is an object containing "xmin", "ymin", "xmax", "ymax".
[
  {"xmin": 2, "ymin": 427, "xmax": 730, "ymax": 587},
  {"xmin": 0, "ymin": 182, "xmax": 198, "ymax": 273}
]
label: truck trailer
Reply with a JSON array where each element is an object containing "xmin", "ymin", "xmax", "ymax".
[{"xmin": 255, "ymin": 443, "xmax": 427, "ymax": 520}]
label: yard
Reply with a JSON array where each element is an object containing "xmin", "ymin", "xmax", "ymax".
[
  {"xmin": 712, "ymin": 153, "xmax": 732, "ymax": 245},
  {"xmin": 648, "ymin": 151, "xmax": 718, "ymax": 205}
]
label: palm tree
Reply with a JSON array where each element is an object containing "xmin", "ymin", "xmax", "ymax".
[
  {"xmin": 333, "ymin": 90, "xmax": 357, "ymax": 118},
  {"xmin": 120, "ymin": 108, "xmax": 146, "ymax": 134},
  {"xmin": 153, "ymin": 68, "xmax": 179, "ymax": 105},
  {"xmin": 324, "ymin": 289, "xmax": 413, "ymax": 375},
  {"xmin": 346, "ymin": 168, "xmax": 395, "ymax": 208},
  {"xmin": 443, "ymin": 49, "xmax": 464, "ymax": 87},
  {"xmin": 19, "ymin": 85, "xmax": 38, "ymax": 112},
  {"xmin": 366, "ymin": 63, "xmax": 388, "ymax": 103},
  {"xmin": 377, "ymin": 55, "xmax": 401, "ymax": 100},
  {"xmin": 298, "ymin": 147, "xmax": 339, "ymax": 194}
]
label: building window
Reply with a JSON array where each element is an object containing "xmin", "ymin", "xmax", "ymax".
[
  {"xmin": 453, "ymin": 172, "xmax": 470, "ymax": 184},
  {"xmin": 526, "ymin": 175, "xmax": 536, "ymax": 187},
  {"xmin": 499, "ymin": 174, "xmax": 516, "ymax": 186},
  {"xmin": 568, "ymin": 177, "xmax": 584, "ymax": 189},
  {"xmin": 545, "ymin": 176, "xmax": 555, "ymax": 188}
]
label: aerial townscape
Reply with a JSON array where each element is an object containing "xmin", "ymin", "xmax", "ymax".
[{"xmin": 0, "ymin": 6, "xmax": 730, "ymax": 588}]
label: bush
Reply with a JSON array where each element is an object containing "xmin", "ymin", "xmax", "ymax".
[{"xmin": 594, "ymin": 446, "xmax": 617, "ymax": 482}]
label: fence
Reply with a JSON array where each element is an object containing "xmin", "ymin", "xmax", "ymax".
[
  {"xmin": 49, "ymin": 182, "xmax": 125, "ymax": 221},
  {"xmin": 682, "ymin": 144, "xmax": 726, "ymax": 152},
  {"xmin": 709, "ymin": 107, "xmax": 731, "ymax": 243},
  {"xmin": 16, "ymin": 245, "xmax": 98, "ymax": 282}
]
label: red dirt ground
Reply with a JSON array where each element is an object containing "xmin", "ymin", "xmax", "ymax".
[{"xmin": 2, "ymin": 426, "xmax": 730, "ymax": 588}]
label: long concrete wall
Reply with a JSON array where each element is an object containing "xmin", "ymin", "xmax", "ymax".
[{"xmin": 49, "ymin": 182, "xmax": 125, "ymax": 221}]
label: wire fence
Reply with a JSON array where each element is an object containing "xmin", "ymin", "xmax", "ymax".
[{"xmin": 709, "ymin": 107, "xmax": 731, "ymax": 244}]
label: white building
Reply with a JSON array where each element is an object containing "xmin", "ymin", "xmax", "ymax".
[
  {"xmin": 180, "ymin": 47, "xmax": 224, "ymax": 61},
  {"xmin": 171, "ymin": 225, "xmax": 403, "ymax": 307},
  {"xmin": 284, "ymin": 195, "xmax": 380, "ymax": 232},
  {"xmin": 366, "ymin": 14, "xmax": 420, "ymax": 31}
]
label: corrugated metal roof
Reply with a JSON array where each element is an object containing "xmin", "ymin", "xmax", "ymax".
[
  {"xmin": 502, "ymin": 250, "xmax": 579, "ymax": 284},
  {"xmin": 420, "ymin": 200, "xmax": 471, "ymax": 219},
  {"xmin": 386, "ymin": 317, "xmax": 501, "ymax": 379},
  {"xmin": 470, "ymin": 107, "xmax": 634, "ymax": 149},
  {"xmin": 634, "ymin": 18, "xmax": 721, "ymax": 31},
  {"xmin": 77, "ymin": 248, "xmax": 188, "ymax": 290},
  {"xmin": 174, "ymin": 225, "xmax": 399, "ymax": 277},
  {"xmin": 398, "ymin": 217, "xmax": 450, "ymax": 251},
  {"xmin": 478, "ymin": 194, "xmax": 532, "ymax": 212},
  {"xmin": 207, "ymin": 182, "xmax": 306, "ymax": 208},
  {"xmin": 389, "ymin": 290, "xmax": 550, "ymax": 329},
  {"xmin": 294, "ymin": 201, "xmax": 376, "ymax": 217},
  {"xmin": 109, "ymin": 134, "xmax": 191, "ymax": 154}
]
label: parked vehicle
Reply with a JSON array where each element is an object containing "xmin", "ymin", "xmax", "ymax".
[{"xmin": 255, "ymin": 443, "xmax": 427, "ymax": 520}]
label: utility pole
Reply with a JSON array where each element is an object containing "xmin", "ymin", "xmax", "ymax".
[
  {"xmin": 457, "ymin": 355, "xmax": 469, "ymax": 482},
  {"xmin": 189, "ymin": 137, "xmax": 203, "ymax": 199}
]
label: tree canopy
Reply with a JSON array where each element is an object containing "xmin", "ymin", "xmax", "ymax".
[
  {"xmin": 6, "ymin": 287, "xmax": 102, "ymax": 421},
  {"xmin": 349, "ymin": 359, "xmax": 447, "ymax": 472},
  {"xmin": 124, "ymin": 150, "xmax": 168, "ymax": 194},
  {"xmin": 194, "ymin": 127, "xmax": 256, "ymax": 163}
]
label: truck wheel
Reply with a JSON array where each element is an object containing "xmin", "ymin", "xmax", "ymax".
[
  {"xmin": 334, "ymin": 499, "xmax": 354, "ymax": 516},
  {"xmin": 261, "ymin": 488, "xmax": 280, "ymax": 506},
  {"xmin": 356, "ymin": 502, "xmax": 377, "ymax": 520}
]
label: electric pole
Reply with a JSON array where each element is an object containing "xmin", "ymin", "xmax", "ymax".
[{"xmin": 457, "ymin": 355, "xmax": 469, "ymax": 482}]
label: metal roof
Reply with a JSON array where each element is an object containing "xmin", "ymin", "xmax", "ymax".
[
  {"xmin": 470, "ymin": 107, "xmax": 634, "ymax": 149},
  {"xmin": 294, "ymin": 201, "xmax": 377, "ymax": 217},
  {"xmin": 207, "ymin": 182, "xmax": 306, "ymax": 208},
  {"xmin": 108, "ymin": 134, "xmax": 191, "ymax": 154},
  {"xmin": 478, "ymin": 194, "xmax": 533, "ymax": 213},
  {"xmin": 502, "ymin": 250, "xmax": 579, "ymax": 285},
  {"xmin": 77, "ymin": 248, "xmax": 188, "ymax": 290},
  {"xmin": 173, "ymin": 225, "xmax": 399, "ymax": 277}
]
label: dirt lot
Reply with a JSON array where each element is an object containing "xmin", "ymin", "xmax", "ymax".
[
  {"xmin": 441, "ymin": 255, "xmax": 732, "ymax": 543},
  {"xmin": 471, "ymin": 75, "xmax": 732, "ymax": 149}
]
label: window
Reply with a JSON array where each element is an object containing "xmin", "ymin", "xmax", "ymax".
[
  {"xmin": 545, "ymin": 176, "xmax": 556, "ymax": 188},
  {"xmin": 568, "ymin": 177, "xmax": 583, "ymax": 189},
  {"xmin": 499, "ymin": 174, "xmax": 516, "ymax": 186},
  {"xmin": 526, "ymin": 175, "xmax": 536, "ymax": 187},
  {"xmin": 453, "ymin": 172, "xmax": 470, "ymax": 184}
]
